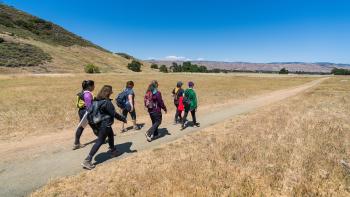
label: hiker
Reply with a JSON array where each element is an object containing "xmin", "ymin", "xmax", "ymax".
[
  {"xmin": 172, "ymin": 81, "xmax": 184, "ymax": 124},
  {"xmin": 116, "ymin": 81, "xmax": 140, "ymax": 132},
  {"xmin": 82, "ymin": 85, "xmax": 127, "ymax": 170},
  {"xmin": 181, "ymin": 81, "xmax": 200, "ymax": 130},
  {"xmin": 73, "ymin": 80, "xmax": 95, "ymax": 150},
  {"xmin": 144, "ymin": 81, "xmax": 167, "ymax": 142}
]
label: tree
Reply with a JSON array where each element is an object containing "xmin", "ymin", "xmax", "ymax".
[
  {"xmin": 170, "ymin": 62, "xmax": 182, "ymax": 72},
  {"xmin": 151, "ymin": 63, "xmax": 159, "ymax": 69},
  {"xmin": 127, "ymin": 60, "xmax": 142, "ymax": 72},
  {"xmin": 331, "ymin": 68, "xmax": 350, "ymax": 75},
  {"xmin": 279, "ymin": 68, "xmax": 289, "ymax": 74},
  {"xmin": 159, "ymin": 65, "xmax": 168, "ymax": 73}
]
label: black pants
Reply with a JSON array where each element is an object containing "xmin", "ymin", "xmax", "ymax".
[
  {"xmin": 174, "ymin": 104, "xmax": 182, "ymax": 122},
  {"xmin": 122, "ymin": 108, "xmax": 137, "ymax": 120},
  {"xmin": 147, "ymin": 112, "xmax": 162, "ymax": 137},
  {"xmin": 86, "ymin": 124, "xmax": 115, "ymax": 162},
  {"xmin": 182, "ymin": 110, "xmax": 196, "ymax": 126},
  {"xmin": 74, "ymin": 109, "xmax": 86, "ymax": 145}
]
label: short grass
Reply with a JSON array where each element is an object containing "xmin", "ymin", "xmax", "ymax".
[
  {"xmin": 0, "ymin": 73, "xmax": 314, "ymax": 141},
  {"xmin": 31, "ymin": 77, "xmax": 350, "ymax": 196}
]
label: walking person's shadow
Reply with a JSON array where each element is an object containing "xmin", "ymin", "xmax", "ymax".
[
  {"xmin": 93, "ymin": 142, "xmax": 137, "ymax": 165},
  {"xmin": 153, "ymin": 128, "xmax": 171, "ymax": 140}
]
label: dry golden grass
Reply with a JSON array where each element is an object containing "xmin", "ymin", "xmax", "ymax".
[
  {"xmin": 0, "ymin": 33, "xmax": 152, "ymax": 73},
  {"xmin": 30, "ymin": 77, "xmax": 350, "ymax": 197},
  {"xmin": 0, "ymin": 74, "xmax": 314, "ymax": 141}
]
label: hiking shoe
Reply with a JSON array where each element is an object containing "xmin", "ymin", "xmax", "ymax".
[
  {"xmin": 194, "ymin": 123, "xmax": 200, "ymax": 127},
  {"xmin": 81, "ymin": 160, "xmax": 95, "ymax": 170},
  {"xmin": 133, "ymin": 125, "xmax": 141, "ymax": 130},
  {"xmin": 145, "ymin": 132, "xmax": 152, "ymax": 142},
  {"xmin": 72, "ymin": 143, "xmax": 85, "ymax": 150}
]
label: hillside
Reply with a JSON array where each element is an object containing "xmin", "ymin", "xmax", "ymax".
[
  {"xmin": 0, "ymin": 4, "xmax": 151, "ymax": 73},
  {"xmin": 147, "ymin": 60, "xmax": 350, "ymax": 73}
]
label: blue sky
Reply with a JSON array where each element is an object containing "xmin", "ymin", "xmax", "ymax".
[{"xmin": 3, "ymin": 0, "xmax": 350, "ymax": 63}]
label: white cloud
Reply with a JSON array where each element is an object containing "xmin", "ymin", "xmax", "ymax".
[{"xmin": 164, "ymin": 55, "xmax": 188, "ymax": 61}]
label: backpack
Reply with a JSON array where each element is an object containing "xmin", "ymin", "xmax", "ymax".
[
  {"xmin": 87, "ymin": 100, "xmax": 109, "ymax": 125},
  {"xmin": 144, "ymin": 91, "xmax": 155, "ymax": 109},
  {"xmin": 173, "ymin": 88, "xmax": 182, "ymax": 105},
  {"xmin": 76, "ymin": 91, "xmax": 85, "ymax": 109},
  {"xmin": 182, "ymin": 90, "xmax": 191, "ymax": 107},
  {"xmin": 115, "ymin": 89, "xmax": 129, "ymax": 108}
]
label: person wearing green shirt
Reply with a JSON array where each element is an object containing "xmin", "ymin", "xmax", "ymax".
[{"xmin": 181, "ymin": 81, "xmax": 200, "ymax": 130}]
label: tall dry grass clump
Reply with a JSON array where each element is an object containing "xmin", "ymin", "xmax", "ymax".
[{"xmin": 31, "ymin": 77, "xmax": 350, "ymax": 196}]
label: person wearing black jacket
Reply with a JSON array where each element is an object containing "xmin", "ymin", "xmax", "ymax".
[{"xmin": 82, "ymin": 85, "xmax": 126, "ymax": 170}]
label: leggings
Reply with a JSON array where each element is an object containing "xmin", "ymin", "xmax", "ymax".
[
  {"xmin": 147, "ymin": 112, "xmax": 162, "ymax": 137},
  {"xmin": 174, "ymin": 104, "xmax": 182, "ymax": 122},
  {"xmin": 86, "ymin": 124, "xmax": 115, "ymax": 162},
  {"xmin": 74, "ymin": 109, "xmax": 86, "ymax": 145},
  {"xmin": 182, "ymin": 110, "xmax": 196, "ymax": 125}
]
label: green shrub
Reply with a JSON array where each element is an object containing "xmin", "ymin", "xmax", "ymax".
[
  {"xmin": 279, "ymin": 68, "xmax": 289, "ymax": 74},
  {"xmin": 331, "ymin": 68, "xmax": 350, "ymax": 75},
  {"xmin": 127, "ymin": 60, "xmax": 142, "ymax": 72},
  {"xmin": 84, "ymin": 64, "xmax": 100, "ymax": 73},
  {"xmin": 159, "ymin": 65, "xmax": 168, "ymax": 73},
  {"xmin": 151, "ymin": 63, "xmax": 159, "ymax": 69}
]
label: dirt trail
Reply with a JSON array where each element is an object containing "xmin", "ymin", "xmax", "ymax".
[{"xmin": 0, "ymin": 78, "xmax": 326, "ymax": 197}]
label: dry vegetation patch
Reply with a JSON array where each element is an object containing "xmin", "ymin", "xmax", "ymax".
[
  {"xmin": 0, "ymin": 74, "xmax": 313, "ymax": 141},
  {"xmin": 31, "ymin": 77, "xmax": 350, "ymax": 196}
]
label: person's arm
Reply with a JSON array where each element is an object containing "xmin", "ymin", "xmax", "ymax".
[
  {"xmin": 157, "ymin": 92, "xmax": 167, "ymax": 113},
  {"xmin": 106, "ymin": 100, "xmax": 127, "ymax": 123},
  {"xmin": 84, "ymin": 92, "xmax": 93, "ymax": 108},
  {"xmin": 128, "ymin": 94, "xmax": 134, "ymax": 112}
]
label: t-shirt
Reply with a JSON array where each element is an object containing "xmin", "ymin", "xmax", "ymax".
[{"xmin": 124, "ymin": 88, "xmax": 135, "ymax": 105}]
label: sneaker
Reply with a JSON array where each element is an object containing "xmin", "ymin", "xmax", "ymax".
[
  {"xmin": 145, "ymin": 132, "xmax": 152, "ymax": 142},
  {"xmin": 133, "ymin": 125, "xmax": 141, "ymax": 130},
  {"xmin": 72, "ymin": 143, "xmax": 85, "ymax": 150},
  {"xmin": 194, "ymin": 123, "xmax": 200, "ymax": 127},
  {"xmin": 120, "ymin": 128, "xmax": 127, "ymax": 133},
  {"xmin": 81, "ymin": 160, "xmax": 95, "ymax": 170}
]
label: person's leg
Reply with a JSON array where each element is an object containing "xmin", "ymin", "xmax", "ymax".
[
  {"xmin": 73, "ymin": 109, "xmax": 86, "ymax": 149},
  {"xmin": 82, "ymin": 125, "xmax": 107, "ymax": 169},
  {"xmin": 191, "ymin": 110, "xmax": 200, "ymax": 127},
  {"xmin": 130, "ymin": 110, "xmax": 139, "ymax": 130},
  {"xmin": 146, "ymin": 113, "xmax": 160, "ymax": 141},
  {"xmin": 182, "ymin": 110, "xmax": 189, "ymax": 129},
  {"xmin": 174, "ymin": 104, "xmax": 179, "ymax": 123},
  {"xmin": 154, "ymin": 113, "xmax": 162, "ymax": 137},
  {"xmin": 121, "ymin": 109, "xmax": 128, "ymax": 132}
]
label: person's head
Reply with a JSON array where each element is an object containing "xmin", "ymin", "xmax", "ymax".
[
  {"xmin": 188, "ymin": 81, "xmax": 194, "ymax": 88},
  {"xmin": 96, "ymin": 85, "xmax": 113, "ymax": 100},
  {"xmin": 176, "ymin": 81, "xmax": 183, "ymax": 88},
  {"xmin": 126, "ymin": 81, "xmax": 134, "ymax": 89},
  {"xmin": 82, "ymin": 80, "xmax": 95, "ymax": 91},
  {"xmin": 147, "ymin": 83, "xmax": 157, "ymax": 93},
  {"xmin": 151, "ymin": 80, "xmax": 158, "ymax": 88}
]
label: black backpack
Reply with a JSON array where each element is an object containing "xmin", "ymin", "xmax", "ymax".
[
  {"xmin": 87, "ymin": 100, "xmax": 110, "ymax": 125},
  {"xmin": 115, "ymin": 89, "xmax": 129, "ymax": 108}
]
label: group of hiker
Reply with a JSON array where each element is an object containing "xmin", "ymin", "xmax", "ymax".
[{"xmin": 73, "ymin": 79, "xmax": 199, "ymax": 170}]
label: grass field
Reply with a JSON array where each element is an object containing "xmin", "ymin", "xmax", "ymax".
[
  {"xmin": 30, "ymin": 77, "xmax": 350, "ymax": 196},
  {"xmin": 0, "ymin": 73, "xmax": 315, "ymax": 141}
]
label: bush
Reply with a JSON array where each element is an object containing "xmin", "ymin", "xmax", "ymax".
[
  {"xmin": 159, "ymin": 65, "xmax": 168, "ymax": 73},
  {"xmin": 331, "ymin": 68, "xmax": 350, "ymax": 75},
  {"xmin": 151, "ymin": 63, "xmax": 159, "ymax": 69},
  {"xmin": 279, "ymin": 68, "xmax": 289, "ymax": 74},
  {"xmin": 84, "ymin": 64, "xmax": 100, "ymax": 73},
  {"xmin": 127, "ymin": 60, "xmax": 142, "ymax": 72}
]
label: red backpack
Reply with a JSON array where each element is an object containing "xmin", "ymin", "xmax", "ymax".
[{"xmin": 144, "ymin": 91, "xmax": 155, "ymax": 109}]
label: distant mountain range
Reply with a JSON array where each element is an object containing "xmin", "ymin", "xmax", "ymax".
[{"xmin": 146, "ymin": 60, "xmax": 350, "ymax": 73}]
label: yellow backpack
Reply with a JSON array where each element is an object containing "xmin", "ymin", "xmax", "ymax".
[{"xmin": 76, "ymin": 91, "xmax": 85, "ymax": 109}]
